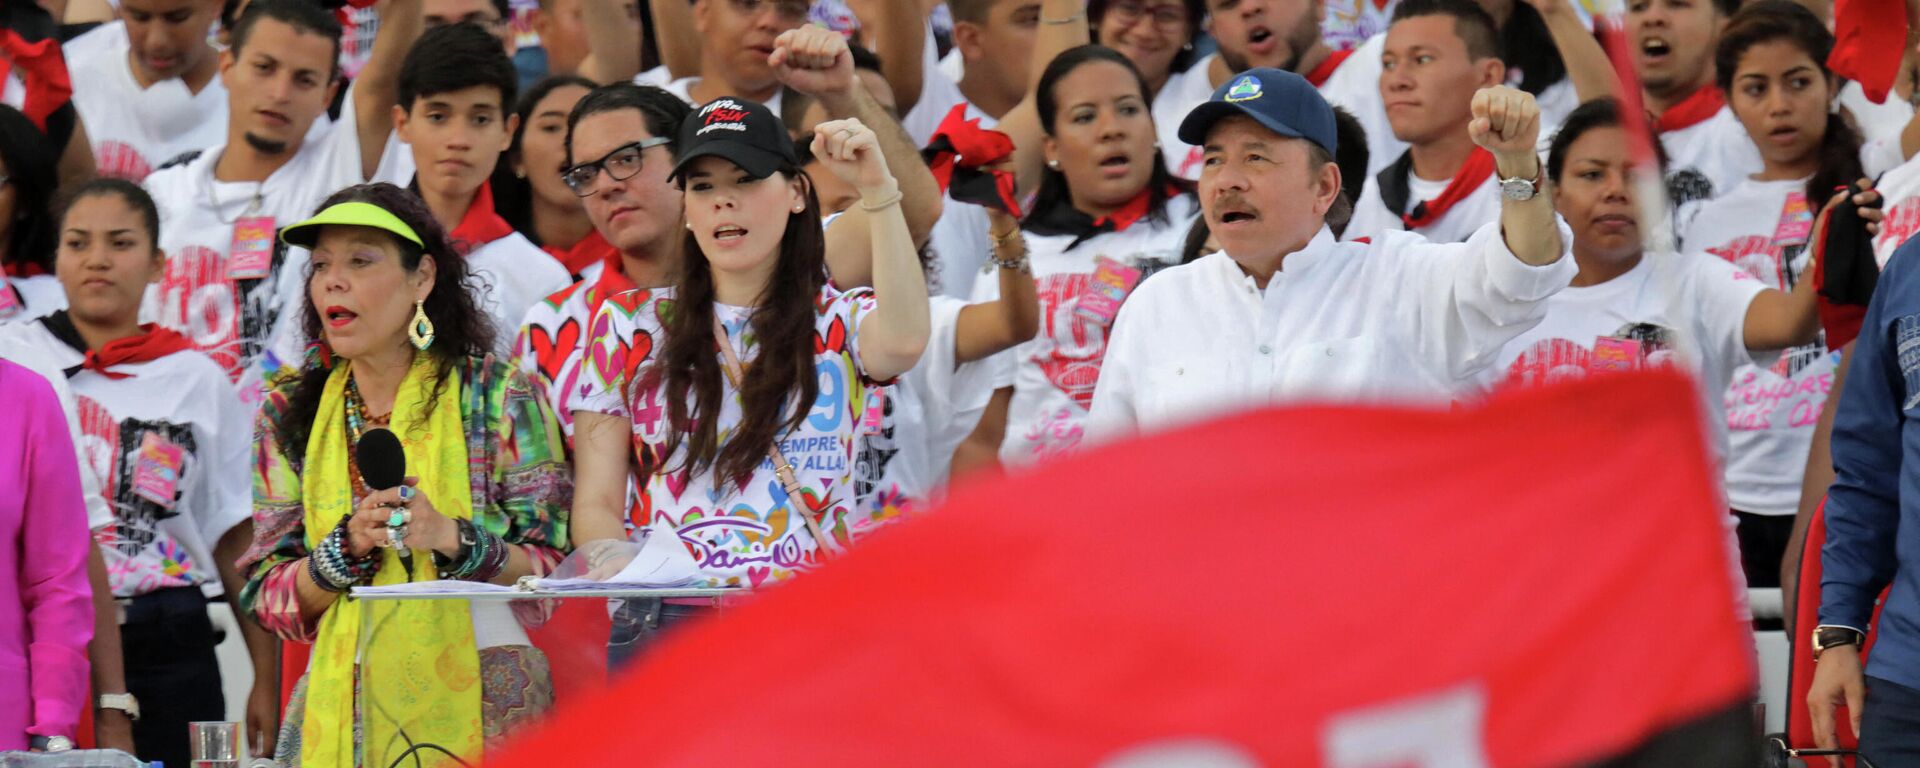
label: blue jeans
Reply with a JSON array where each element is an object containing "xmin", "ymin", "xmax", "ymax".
[
  {"xmin": 606, "ymin": 598, "xmax": 716, "ymax": 675},
  {"xmin": 1860, "ymin": 676, "xmax": 1920, "ymax": 766}
]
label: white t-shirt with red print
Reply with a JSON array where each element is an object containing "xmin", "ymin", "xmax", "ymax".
[
  {"xmin": 1485, "ymin": 252, "xmax": 1767, "ymax": 464},
  {"xmin": 970, "ymin": 194, "xmax": 1200, "ymax": 467},
  {"xmin": 576, "ymin": 285, "xmax": 887, "ymax": 588},
  {"xmin": 141, "ymin": 86, "xmax": 392, "ymax": 398},
  {"xmin": 5, "ymin": 320, "xmax": 251, "ymax": 599},
  {"xmin": 1681, "ymin": 177, "xmax": 1836, "ymax": 515},
  {"xmin": 1872, "ymin": 153, "xmax": 1920, "ymax": 267},
  {"xmin": 63, "ymin": 21, "xmax": 229, "ymax": 181}
]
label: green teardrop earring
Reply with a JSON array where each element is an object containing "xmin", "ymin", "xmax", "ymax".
[{"xmin": 408, "ymin": 300, "xmax": 435, "ymax": 351}]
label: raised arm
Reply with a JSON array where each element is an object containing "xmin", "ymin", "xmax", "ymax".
[
  {"xmin": 954, "ymin": 209, "xmax": 1040, "ymax": 363},
  {"xmin": 776, "ymin": 25, "xmax": 943, "ymax": 286},
  {"xmin": 353, "ymin": 0, "xmax": 424, "ymax": 179},
  {"xmin": 1524, "ymin": 0, "xmax": 1617, "ymax": 103},
  {"xmin": 815, "ymin": 117, "xmax": 930, "ymax": 379},
  {"xmin": 846, "ymin": 0, "xmax": 928, "ymax": 113},
  {"xmin": 1745, "ymin": 181, "xmax": 1882, "ymax": 351},
  {"xmin": 577, "ymin": 0, "xmax": 646, "ymax": 83},
  {"xmin": 999, "ymin": 0, "xmax": 1092, "ymax": 199},
  {"xmin": 1474, "ymin": 86, "xmax": 1562, "ymax": 265}
]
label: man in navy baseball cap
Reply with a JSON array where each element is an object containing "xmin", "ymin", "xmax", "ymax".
[
  {"xmin": 1178, "ymin": 68, "xmax": 1339, "ymax": 157},
  {"xmin": 1086, "ymin": 73, "xmax": 1572, "ymax": 441}
]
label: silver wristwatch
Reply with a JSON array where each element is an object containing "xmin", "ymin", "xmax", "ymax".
[
  {"xmin": 1499, "ymin": 169, "xmax": 1541, "ymax": 201},
  {"xmin": 30, "ymin": 735, "xmax": 73, "ymax": 752},
  {"xmin": 98, "ymin": 692, "xmax": 140, "ymax": 721}
]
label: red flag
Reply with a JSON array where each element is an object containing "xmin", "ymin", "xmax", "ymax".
[
  {"xmin": 1830, "ymin": 0, "xmax": 1909, "ymax": 104},
  {"xmin": 489, "ymin": 371, "xmax": 1756, "ymax": 767}
]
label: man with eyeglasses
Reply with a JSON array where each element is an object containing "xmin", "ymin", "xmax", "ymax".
[
  {"xmin": 516, "ymin": 25, "xmax": 940, "ymax": 442},
  {"xmin": 424, "ymin": 0, "xmax": 515, "ymax": 54}
]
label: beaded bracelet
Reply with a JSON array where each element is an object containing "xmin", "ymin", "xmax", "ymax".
[
  {"xmin": 309, "ymin": 518, "xmax": 379, "ymax": 592},
  {"xmin": 435, "ymin": 519, "xmax": 509, "ymax": 582},
  {"xmin": 307, "ymin": 549, "xmax": 346, "ymax": 593}
]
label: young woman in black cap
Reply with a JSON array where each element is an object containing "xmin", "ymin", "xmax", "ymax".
[{"xmin": 571, "ymin": 97, "xmax": 930, "ymax": 667}]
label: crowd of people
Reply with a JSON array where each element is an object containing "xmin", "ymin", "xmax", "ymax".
[{"xmin": 2, "ymin": 0, "xmax": 1920, "ymax": 763}]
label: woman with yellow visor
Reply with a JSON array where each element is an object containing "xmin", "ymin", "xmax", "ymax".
[{"xmin": 236, "ymin": 183, "xmax": 572, "ymax": 766}]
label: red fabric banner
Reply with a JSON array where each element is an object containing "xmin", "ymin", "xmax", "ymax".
[{"xmin": 491, "ymin": 371, "xmax": 1755, "ymax": 766}]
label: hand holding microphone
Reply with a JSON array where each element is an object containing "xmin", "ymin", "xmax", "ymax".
[{"xmin": 350, "ymin": 429, "xmax": 458, "ymax": 575}]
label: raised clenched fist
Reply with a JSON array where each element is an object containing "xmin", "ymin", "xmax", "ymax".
[{"xmin": 1469, "ymin": 85, "xmax": 1542, "ymax": 170}]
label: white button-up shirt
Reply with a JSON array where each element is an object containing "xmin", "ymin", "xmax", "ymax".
[{"xmin": 1087, "ymin": 222, "xmax": 1575, "ymax": 440}]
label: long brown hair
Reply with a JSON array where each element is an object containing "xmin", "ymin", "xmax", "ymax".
[
  {"xmin": 641, "ymin": 161, "xmax": 827, "ymax": 486},
  {"xmin": 1715, "ymin": 0, "xmax": 1863, "ymax": 212}
]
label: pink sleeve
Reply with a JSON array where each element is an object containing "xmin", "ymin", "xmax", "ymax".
[
  {"xmin": 250, "ymin": 560, "xmax": 319, "ymax": 643},
  {"xmin": 21, "ymin": 384, "xmax": 94, "ymax": 740}
]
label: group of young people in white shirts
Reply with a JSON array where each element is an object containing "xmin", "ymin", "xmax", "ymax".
[{"xmin": 4, "ymin": 0, "xmax": 1920, "ymax": 755}]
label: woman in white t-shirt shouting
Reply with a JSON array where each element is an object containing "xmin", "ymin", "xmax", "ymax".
[
  {"xmin": 966, "ymin": 45, "xmax": 1199, "ymax": 468},
  {"xmin": 572, "ymin": 98, "xmax": 929, "ymax": 669},
  {"xmin": 1679, "ymin": 0, "xmax": 1877, "ymax": 589}
]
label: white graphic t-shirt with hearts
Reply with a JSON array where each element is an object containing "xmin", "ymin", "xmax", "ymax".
[{"xmin": 972, "ymin": 195, "xmax": 1199, "ymax": 466}]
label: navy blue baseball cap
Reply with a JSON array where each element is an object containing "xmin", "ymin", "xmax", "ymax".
[{"xmin": 1177, "ymin": 68, "xmax": 1338, "ymax": 155}]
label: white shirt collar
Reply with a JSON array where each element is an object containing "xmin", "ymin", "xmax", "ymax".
[{"xmin": 1216, "ymin": 225, "xmax": 1339, "ymax": 291}]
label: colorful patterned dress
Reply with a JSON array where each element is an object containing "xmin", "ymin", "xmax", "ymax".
[{"xmin": 237, "ymin": 354, "xmax": 572, "ymax": 764}]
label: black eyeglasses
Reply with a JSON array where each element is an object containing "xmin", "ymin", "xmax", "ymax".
[{"xmin": 562, "ymin": 136, "xmax": 673, "ymax": 196}]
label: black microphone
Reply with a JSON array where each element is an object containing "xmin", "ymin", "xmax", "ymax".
[{"xmin": 354, "ymin": 428, "xmax": 413, "ymax": 577}]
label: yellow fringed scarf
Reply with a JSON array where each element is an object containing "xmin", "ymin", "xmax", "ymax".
[{"xmin": 301, "ymin": 357, "xmax": 482, "ymax": 768}]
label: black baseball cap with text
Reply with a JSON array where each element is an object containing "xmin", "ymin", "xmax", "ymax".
[{"xmin": 670, "ymin": 97, "xmax": 800, "ymax": 182}]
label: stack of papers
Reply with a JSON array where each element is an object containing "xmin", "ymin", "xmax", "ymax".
[{"xmin": 354, "ymin": 520, "xmax": 710, "ymax": 597}]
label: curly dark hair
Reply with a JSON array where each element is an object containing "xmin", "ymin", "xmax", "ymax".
[
  {"xmin": 273, "ymin": 183, "xmax": 497, "ymax": 458},
  {"xmin": 641, "ymin": 158, "xmax": 827, "ymax": 487}
]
